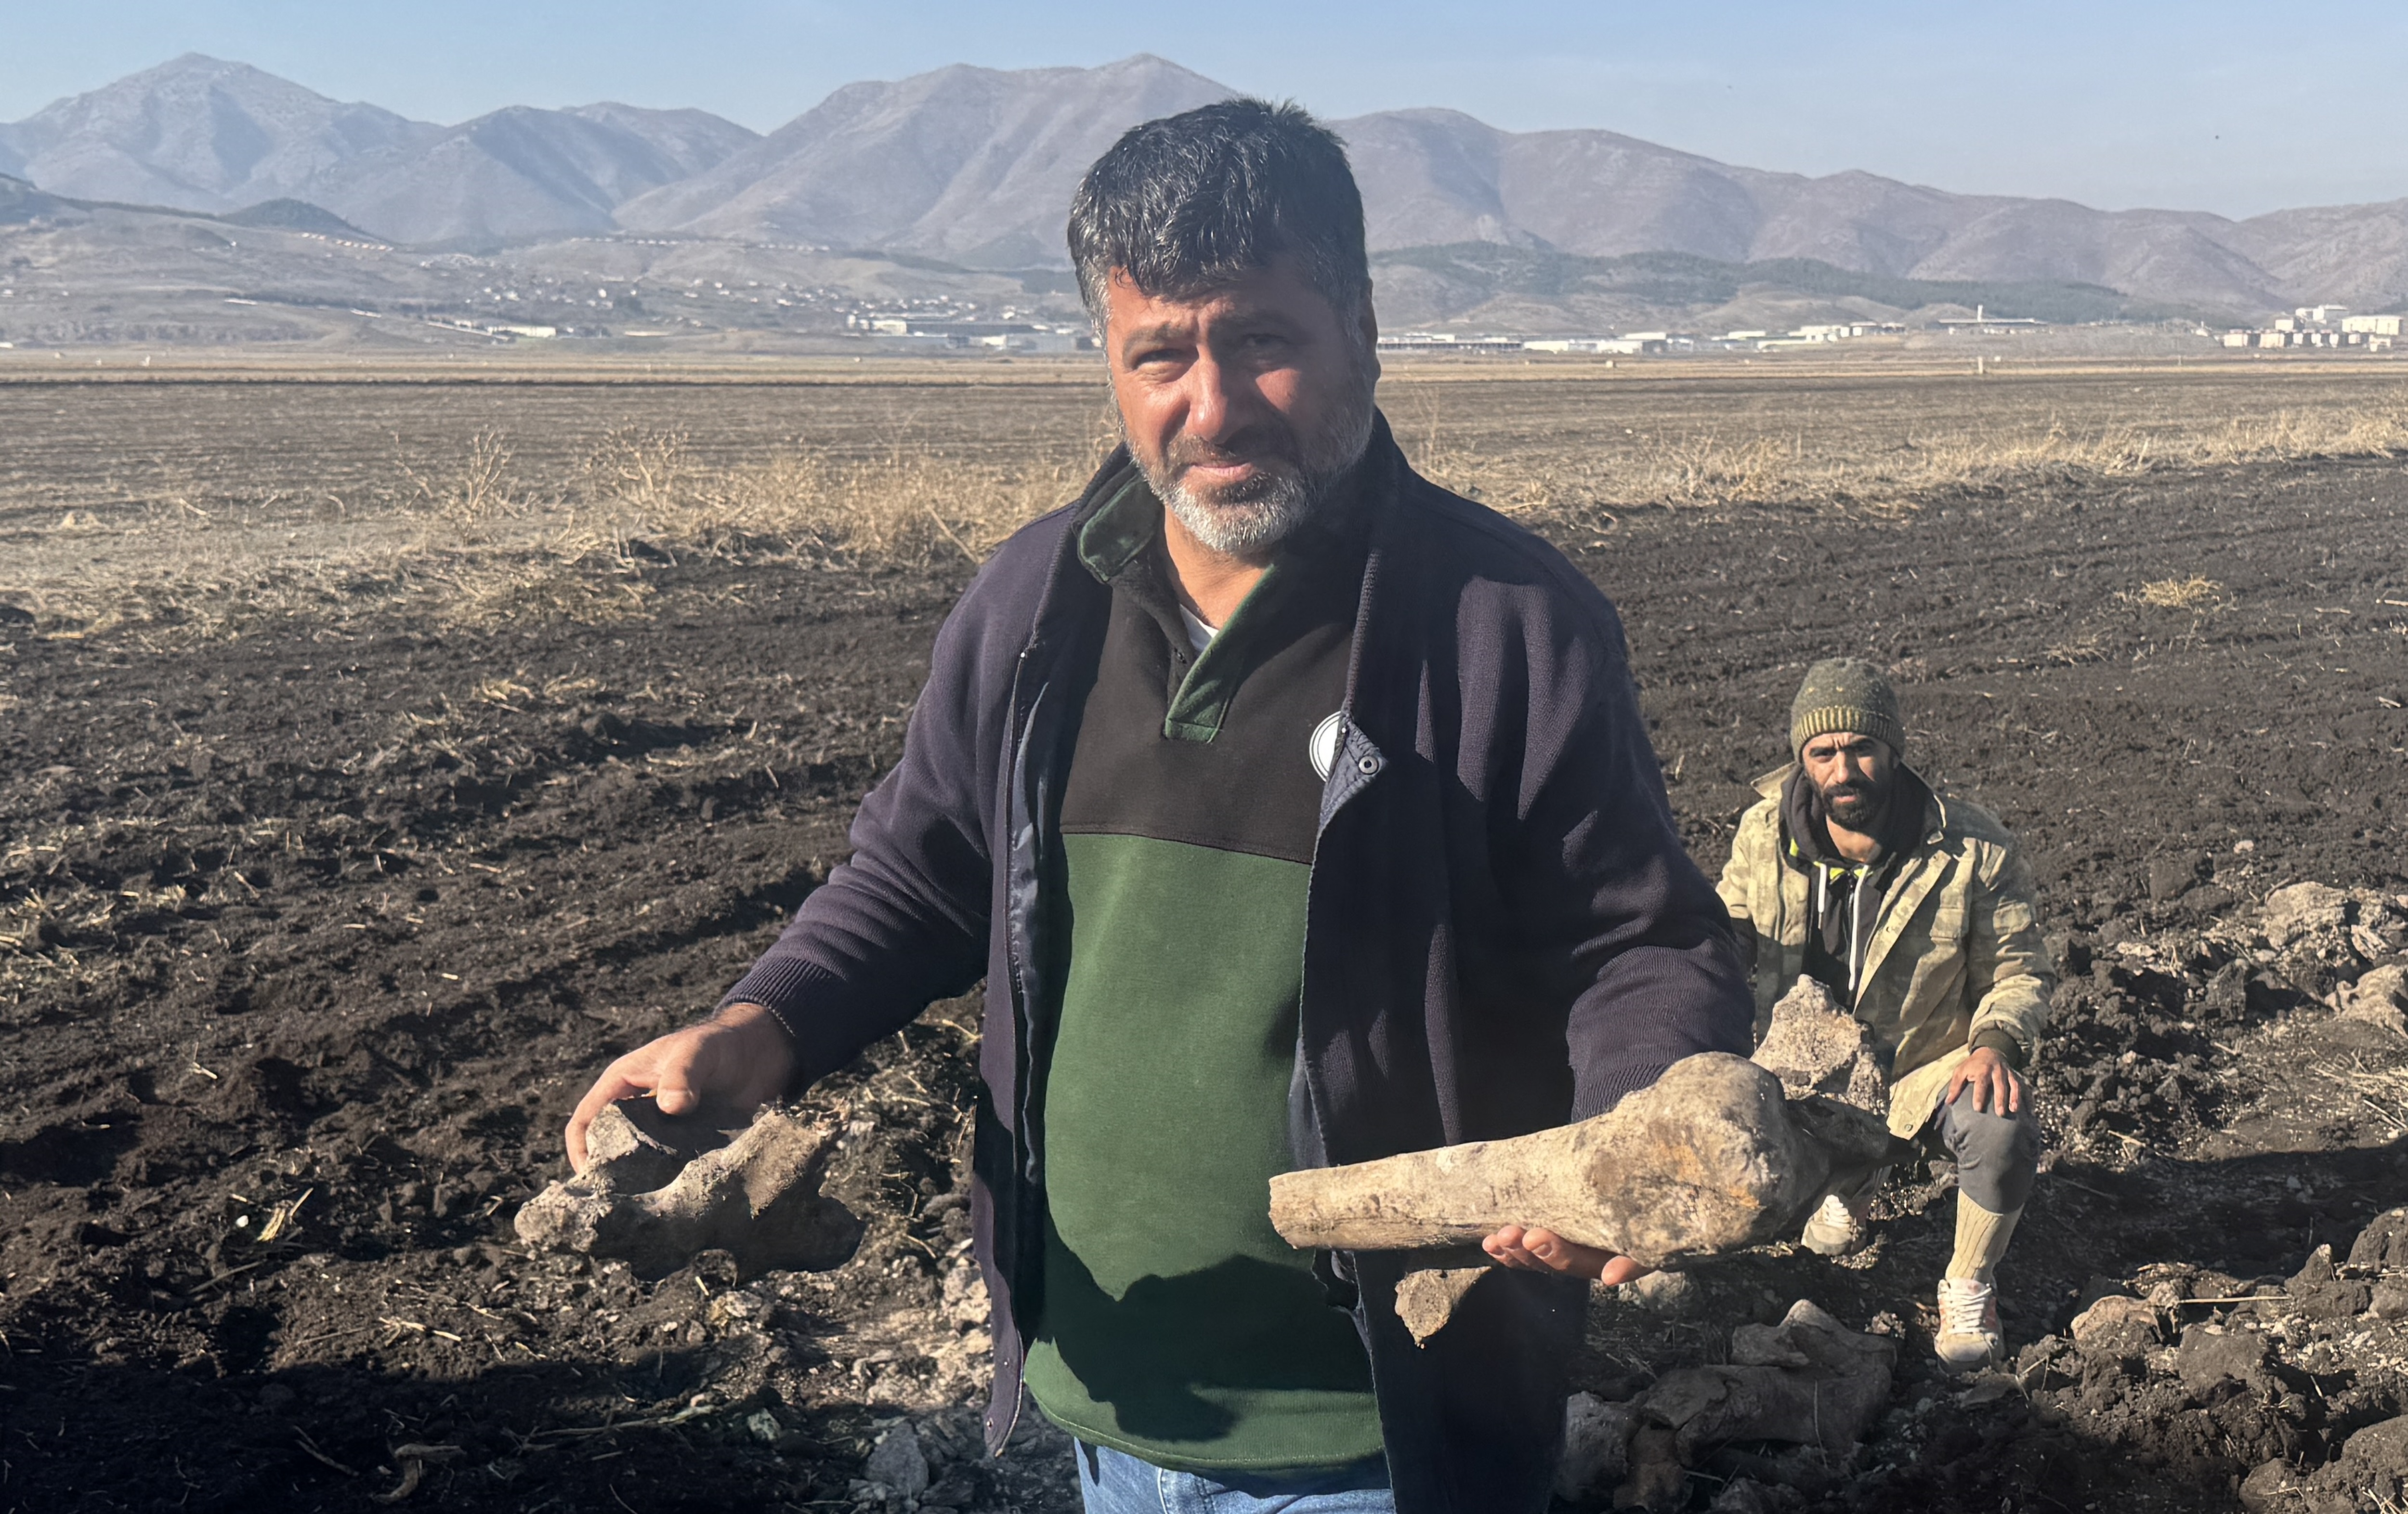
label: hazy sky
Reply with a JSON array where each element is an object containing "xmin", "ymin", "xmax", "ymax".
[{"xmin": 7, "ymin": 0, "xmax": 2407, "ymax": 219}]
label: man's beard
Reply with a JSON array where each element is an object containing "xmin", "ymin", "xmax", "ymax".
[
  {"xmin": 1814, "ymin": 770, "xmax": 1892, "ymax": 832},
  {"xmin": 1136, "ymin": 360, "xmax": 1376, "ymax": 556}
]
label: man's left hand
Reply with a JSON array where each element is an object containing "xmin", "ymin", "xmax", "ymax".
[
  {"xmin": 1947, "ymin": 1045, "xmax": 2025, "ymax": 1115},
  {"xmin": 1481, "ymin": 1224, "xmax": 1648, "ymax": 1284}
]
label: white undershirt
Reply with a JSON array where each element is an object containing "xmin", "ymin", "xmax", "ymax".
[{"xmin": 1178, "ymin": 604, "xmax": 1218, "ymax": 656}]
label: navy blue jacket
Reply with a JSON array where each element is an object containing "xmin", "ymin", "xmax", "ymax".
[{"xmin": 724, "ymin": 416, "xmax": 1752, "ymax": 1514}]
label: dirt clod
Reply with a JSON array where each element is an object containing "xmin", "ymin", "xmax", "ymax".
[
  {"xmin": 2071, "ymin": 1293, "xmax": 2162, "ymax": 1356},
  {"xmin": 2174, "ymin": 1324, "xmax": 2277, "ymax": 1397},
  {"xmin": 1555, "ymin": 1391, "xmax": 1637, "ymax": 1502},
  {"xmin": 864, "ymin": 1420, "xmax": 932, "ymax": 1500},
  {"xmin": 1613, "ymin": 1301, "xmax": 1896, "ymax": 1508}
]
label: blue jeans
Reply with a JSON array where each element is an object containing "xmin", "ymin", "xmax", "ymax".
[{"xmin": 1073, "ymin": 1440, "xmax": 1395, "ymax": 1514}]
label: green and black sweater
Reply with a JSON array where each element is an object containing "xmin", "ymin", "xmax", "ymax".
[{"xmin": 1021, "ymin": 475, "xmax": 1383, "ymax": 1472}]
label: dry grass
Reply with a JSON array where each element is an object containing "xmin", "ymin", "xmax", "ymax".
[
  {"xmin": 400, "ymin": 429, "xmax": 518, "ymax": 522},
  {"xmin": 9, "ymin": 362, "xmax": 2408, "ymax": 639},
  {"xmin": 2316, "ymin": 1053, "xmax": 2408, "ymax": 1134},
  {"xmin": 2136, "ymin": 576, "xmax": 2227, "ymax": 610},
  {"xmin": 1404, "ymin": 393, "xmax": 2408, "ymax": 521},
  {"xmin": 375, "ymin": 425, "xmax": 1107, "ymax": 632},
  {"xmin": 0, "ymin": 421, "xmax": 1111, "ymax": 638},
  {"xmin": 2042, "ymin": 630, "xmax": 2108, "ymax": 665},
  {"xmin": 564, "ymin": 424, "xmax": 1095, "ymax": 566}
]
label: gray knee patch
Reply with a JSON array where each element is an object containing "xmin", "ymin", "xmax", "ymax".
[{"xmin": 1936, "ymin": 1084, "xmax": 2041, "ymax": 1213}]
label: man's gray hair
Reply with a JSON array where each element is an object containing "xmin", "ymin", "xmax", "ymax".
[{"xmin": 1067, "ymin": 98, "xmax": 1371, "ymax": 330}]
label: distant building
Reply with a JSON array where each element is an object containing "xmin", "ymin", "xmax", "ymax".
[
  {"xmin": 1750, "ymin": 320, "xmax": 1902, "ymax": 350},
  {"xmin": 1376, "ymin": 331, "xmax": 1528, "ymax": 354},
  {"xmin": 976, "ymin": 331, "xmax": 1084, "ymax": 354},
  {"xmin": 2298, "ymin": 304, "xmax": 2350, "ymax": 326},
  {"xmin": 1929, "ymin": 305, "xmax": 2047, "ymax": 334},
  {"xmin": 2217, "ymin": 322, "xmax": 2393, "ymax": 349},
  {"xmin": 1521, "ymin": 336, "xmax": 1666, "ymax": 355}
]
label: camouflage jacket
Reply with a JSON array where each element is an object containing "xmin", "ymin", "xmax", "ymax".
[{"xmin": 1716, "ymin": 764, "xmax": 2053, "ymax": 1136}]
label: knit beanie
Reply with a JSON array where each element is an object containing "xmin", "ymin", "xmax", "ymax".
[{"xmin": 1790, "ymin": 658, "xmax": 1906, "ymax": 758}]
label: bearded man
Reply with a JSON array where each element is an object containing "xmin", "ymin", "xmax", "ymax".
[
  {"xmin": 1717, "ymin": 659, "xmax": 2051, "ymax": 1373},
  {"xmin": 564, "ymin": 100, "xmax": 1750, "ymax": 1514}
]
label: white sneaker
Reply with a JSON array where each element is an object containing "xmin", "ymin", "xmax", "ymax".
[
  {"xmin": 1800, "ymin": 1194, "xmax": 1863, "ymax": 1255},
  {"xmin": 1799, "ymin": 1167, "xmax": 1887, "ymax": 1256},
  {"xmin": 1935, "ymin": 1277, "xmax": 2004, "ymax": 1374}
]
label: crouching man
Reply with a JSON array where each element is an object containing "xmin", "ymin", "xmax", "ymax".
[{"xmin": 1717, "ymin": 659, "xmax": 2052, "ymax": 1372}]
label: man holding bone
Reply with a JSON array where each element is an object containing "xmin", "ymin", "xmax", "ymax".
[
  {"xmin": 563, "ymin": 99, "xmax": 1750, "ymax": 1513},
  {"xmin": 1717, "ymin": 658, "xmax": 2051, "ymax": 1373}
]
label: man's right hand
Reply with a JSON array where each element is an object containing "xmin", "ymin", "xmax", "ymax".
[
  {"xmin": 564, "ymin": 1002, "xmax": 797, "ymax": 1173},
  {"xmin": 1482, "ymin": 1224, "xmax": 1650, "ymax": 1286}
]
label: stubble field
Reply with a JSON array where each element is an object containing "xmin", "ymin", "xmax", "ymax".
[{"xmin": 2, "ymin": 353, "xmax": 2406, "ymax": 1514}]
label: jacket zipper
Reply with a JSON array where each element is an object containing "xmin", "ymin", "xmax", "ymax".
[{"xmin": 990, "ymin": 642, "xmax": 1041, "ymax": 1454}]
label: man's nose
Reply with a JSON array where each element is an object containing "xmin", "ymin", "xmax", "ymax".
[{"xmin": 1182, "ymin": 353, "xmax": 1250, "ymax": 444}]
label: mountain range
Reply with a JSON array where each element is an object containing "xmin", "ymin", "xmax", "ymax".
[
  {"xmin": 5, "ymin": 52, "xmax": 2408, "ymax": 319},
  {"xmin": 0, "ymin": 56, "xmax": 760, "ymax": 248}
]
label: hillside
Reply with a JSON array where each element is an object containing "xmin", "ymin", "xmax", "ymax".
[{"xmin": 8, "ymin": 53, "xmax": 2408, "ymax": 329}]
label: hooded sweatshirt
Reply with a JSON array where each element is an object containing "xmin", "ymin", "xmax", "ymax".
[{"xmin": 1780, "ymin": 765, "xmax": 1933, "ymax": 1004}]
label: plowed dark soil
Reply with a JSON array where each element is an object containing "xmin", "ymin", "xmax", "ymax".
[{"xmin": 2, "ymin": 446, "xmax": 2404, "ymax": 1514}]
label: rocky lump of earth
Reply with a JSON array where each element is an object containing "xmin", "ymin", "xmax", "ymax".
[
  {"xmin": 1550, "ymin": 1206, "xmax": 2408, "ymax": 1513},
  {"xmin": 2030, "ymin": 1207, "xmax": 2408, "ymax": 1514}
]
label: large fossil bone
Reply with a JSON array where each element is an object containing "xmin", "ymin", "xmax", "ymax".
[
  {"xmin": 1268, "ymin": 1053, "xmax": 1895, "ymax": 1269},
  {"xmin": 516, "ymin": 1099, "xmax": 862, "ymax": 1279}
]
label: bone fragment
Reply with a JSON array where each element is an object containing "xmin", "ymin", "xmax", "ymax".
[
  {"xmin": 1267, "ymin": 1053, "xmax": 1894, "ymax": 1270},
  {"xmin": 1393, "ymin": 1267, "xmax": 1489, "ymax": 1346},
  {"xmin": 578, "ymin": 1094, "xmax": 712, "ymax": 1192},
  {"xmin": 516, "ymin": 1100, "xmax": 861, "ymax": 1279},
  {"xmin": 1751, "ymin": 974, "xmax": 1888, "ymax": 1114}
]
